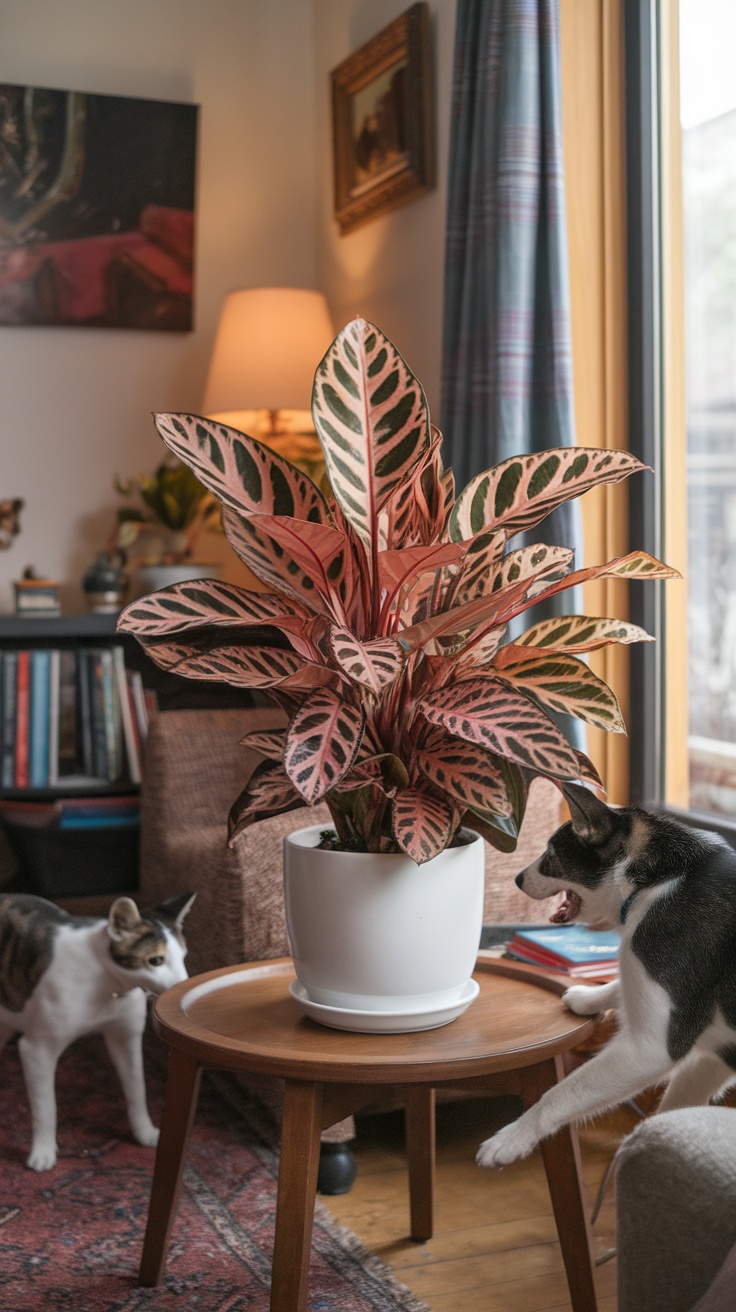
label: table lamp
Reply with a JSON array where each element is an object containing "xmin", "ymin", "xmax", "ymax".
[{"xmin": 202, "ymin": 287, "xmax": 335, "ymax": 479}]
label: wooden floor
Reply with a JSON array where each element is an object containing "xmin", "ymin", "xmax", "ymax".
[{"xmin": 321, "ymin": 1093, "xmax": 636, "ymax": 1312}]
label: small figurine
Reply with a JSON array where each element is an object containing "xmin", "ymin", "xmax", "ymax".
[
  {"xmin": 81, "ymin": 550, "xmax": 128, "ymax": 614},
  {"xmin": 14, "ymin": 566, "xmax": 61, "ymax": 615}
]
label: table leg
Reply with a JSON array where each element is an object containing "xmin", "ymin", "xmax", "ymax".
[
  {"xmin": 138, "ymin": 1046, "xmax": 201, "ymax": 1287},
  {"xmin": 404, "ymin": 1085, "xmax": 435, "ymax": 1241},
  {"xmin": 522, "ymin": 1057, "xmax": 597, "ymax": 1312},
  {"xmin": 270, "ymin": 1079, "xmax": 323, "ymax": 1312}
]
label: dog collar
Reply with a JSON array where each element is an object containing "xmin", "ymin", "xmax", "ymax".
[{"xmin": 620, "ymin": 889, "xmax": 639, "ymax": 925}]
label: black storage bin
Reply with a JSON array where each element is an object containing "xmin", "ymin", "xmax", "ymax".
[{"xmin": 2, "ymin": 820, "xmax": 140, "ymax": 898}]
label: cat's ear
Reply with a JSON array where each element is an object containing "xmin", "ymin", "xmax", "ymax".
[
  {"xmin": 154, "ymin": 892, "xmax": 196, "ymax": 930},
  {"xmin": 562, "ymin": 783, "xmax": 613, "ymax": 845},
  {"xmin": 107, "ymin": 897, "xmax": 141, "ymax": 941}
]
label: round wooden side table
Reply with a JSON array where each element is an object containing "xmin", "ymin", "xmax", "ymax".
[{"xmin": 139, "ymin": 956, "xmax": 599, "ymax": 1312}]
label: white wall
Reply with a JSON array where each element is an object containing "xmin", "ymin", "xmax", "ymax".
[
  {"xmin": 0, "ymin": 0, "xmax": 317, "ymax": 612},
  {"xmin": 0, "ymin": 0, "xmax": 457, "ymax": 613},
  {"xmin": 313, "ymin": 0, "xmax": 457, "ymax": 422}
]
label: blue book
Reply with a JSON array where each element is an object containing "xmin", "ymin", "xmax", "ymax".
[
  {"xmin": 507, "ymin": 925, "xmax": 620, "ymax": 972},
  {"xmin": 60, "ymin": 814, "xmax": 140, "ymax": 830},
  {"xmin": 29, "ymin": 650, "xmax": 51, "ymax": 788}
]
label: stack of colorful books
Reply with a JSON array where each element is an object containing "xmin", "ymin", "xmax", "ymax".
[{"xmin": 504, "ymin": 925, "xmax": 620, "ymax": 977}]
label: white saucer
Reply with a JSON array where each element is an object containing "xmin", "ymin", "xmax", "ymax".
[{"xmin": 288, "ymin": 977, "xmax": 480, "ymax": 1033}]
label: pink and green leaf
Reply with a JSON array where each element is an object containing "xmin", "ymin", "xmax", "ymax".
[
  {"xmin": 138, "ymin": 634, "xmax": 332, "ymax": 690},
  {"xmin": 284, "ymin": 690, "xmax": 366, "ymax": 803},
  {"xmin": 228, "ymin": 760, "xmax": 305, "ymax": 845},
  {"xmin": 311, "ymin": 318, "xmax": 431, "ymax": 561},
  {"xmin": 329, "ymin": 626, "xmax": 405, "ymax": 693},
  {"xmin": 449, "ymin": 447, "xmax": 649, "ymax": 542},
  {"xmin": 514, "ymin": 615, "xmax": 654, "ymax": 653},
  {"xmin": 418, "ymin": 677, "xmax": 601, "ymax": 784},
  {"xmin": 155, "ymin": 413, "xmax": 331, "ymax": 524},
  {"xmin": 416, "ymin": 733, "xmax": 513, "ymax": 817},
  {"xmin": 239, "ymin": 728, "xmax": 287, "ymax": 759},
  {"xmin": 391, "ymin": 786, "xmax": 457, "ymax": 864},
  {"xmin": 493, "ymin": 647, "xmax": 626, "ymax": 734},
  {"xmin": 116, "ymin": 578, "xmax": 319, "ymax": 660}
]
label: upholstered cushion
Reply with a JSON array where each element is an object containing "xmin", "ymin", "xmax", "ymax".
[{"xmin": 616, "ymin": 1107, "xmax": 736, "ymax": 1312}]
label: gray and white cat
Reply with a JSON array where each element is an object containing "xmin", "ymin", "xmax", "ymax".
[{"xmin": 0, "ymin": 890, "xmax": 194, "ymax": 1171}]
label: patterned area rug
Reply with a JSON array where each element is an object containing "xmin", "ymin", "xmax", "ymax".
[{"xmin": 0, "ymin": 1033, "xmax": 430, "ymax": 1311}]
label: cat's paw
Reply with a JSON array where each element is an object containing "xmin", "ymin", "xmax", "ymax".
[
  {"xmin": 476, "ymin": 1118, "xmax": 538, "ymax": 1168},
  {"xmin": 133, "ymin": 1123, "xmax": 160, "ymax": 1148},
  {"xmin": 562, "ymin": 984, "xmax": 604, "ymax": 1015},
  {"xmin": 26, "ymin": 1142, "xmax": 57, "ymax": 1171}
]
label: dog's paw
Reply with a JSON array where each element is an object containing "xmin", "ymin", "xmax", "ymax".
[
  {"xmin": 476, "ymin": 1119, "xmax": 538, "ymax": 1168},
  {"xmin": 26, "ymin": 1142, "xmax": 57, "ymax": 1171},
  {"xmin": 563, "ymin": 984, "xmax": 604, "ymax": 1016}
]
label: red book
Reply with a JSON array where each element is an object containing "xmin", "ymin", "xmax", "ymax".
[{"xmin": 14, "ymin": 650, "xmax": 30, "ymax": 787}]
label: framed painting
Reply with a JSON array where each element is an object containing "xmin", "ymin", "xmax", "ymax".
[
  {"xmin": 0, "ymin": 83, "xmax": 197, "ymax": 330},
  {"xmin": 331, "ymin": 2, "xmax": 435, "ymax": 235}
]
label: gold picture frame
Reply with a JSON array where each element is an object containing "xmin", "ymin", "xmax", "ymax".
[{"xmin": 331, "ymin": 3, "xmax": 435, "ymax": 236}]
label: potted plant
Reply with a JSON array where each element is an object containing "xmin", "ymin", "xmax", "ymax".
[
  {"xmin": 114, "ymin": 458, "xmax": 221, "ymax": 593},
  {"xmin": 118, "ymin": 318, "xmax": 677, "ymax": 1031}
]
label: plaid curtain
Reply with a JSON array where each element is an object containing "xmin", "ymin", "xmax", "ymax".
[{"xmin": 441, "ymin": 0, "xmax": 584, "ymax": 742}]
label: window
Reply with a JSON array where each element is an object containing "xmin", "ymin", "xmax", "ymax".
[{"xmin": 680, "ymin": 0, "xmax": 736, "ymax": 815}]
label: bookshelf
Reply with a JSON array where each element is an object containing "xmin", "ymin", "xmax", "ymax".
[{"xmin": 0, "ymin": 611, "xmax": 259, "ymax": 898}]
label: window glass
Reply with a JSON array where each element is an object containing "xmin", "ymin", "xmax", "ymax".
[{"xmin": 681, "ymin": 0, "xmax": 736, "ymax": 813}]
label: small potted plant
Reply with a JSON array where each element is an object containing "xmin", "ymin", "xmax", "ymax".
[
  {"xmin": 118, "ymin": 319, "xmax": 677, "ymax": 1031},
  {"xmin": 114, "ymin": 458, "xmax": 221, "ymax": 593}
]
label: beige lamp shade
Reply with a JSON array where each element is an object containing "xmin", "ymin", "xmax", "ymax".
[{"xmin": 202, "ymin": 287, "xmax": 335, "ymax": 424}]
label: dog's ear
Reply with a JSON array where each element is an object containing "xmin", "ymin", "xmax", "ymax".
[{"xmin": 563, "ymin": 783, "xmax": 613, "ymax": 844}]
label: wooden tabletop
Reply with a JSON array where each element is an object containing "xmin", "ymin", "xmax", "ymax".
[{"xmin": 152, "ymin": 957, "xmax": 596, "ymax": 1084}]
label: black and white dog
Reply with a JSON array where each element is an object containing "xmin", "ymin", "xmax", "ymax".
[{"xmin": 477, "ymin": 784, "xmax": 736, "ymax": 1168}]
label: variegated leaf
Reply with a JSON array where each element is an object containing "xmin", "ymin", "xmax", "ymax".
[
  {"xmin": 238, "ymin": 728, "xmax": 286, "ymax": 760},
  {"xmin": 398, "ymin": 551, "xmax": 680, "ymax": 654},
  {"xmin": 515, "ymin": 615, "xmax": 654, "ymax": 653},
  {"xmin": 227, "ymin": 761, "xmax": 305, "ymax": 845},
  {"xmin": 335, "ymin": 753, "xmax": 410, "ymax": 795},
  {"xmin": 155, "ymin": 413, "xmax": 331, "ymax": 523},
  {"xmin": 138, "ymin": 634, "xmax": 330, "ymax": 690},
  {"xmin": 450, "ymin": 447, "xmax": 648, "ymax": 542},
  {"xmin": 454, "ymin": 539, "xmax": 571, "ymax": 609},
  {"xmin": 493, "ymin": 648, "xmax": 626, "ymax": 733},
  {"xmin": 452, "ymin": 627, "xmax": 507, "ymax": 677},
  {"xmin": 311, "ymin": 318, "xmax": 431, "ymax": 560},
  {"xmin": 379, "ymin": 542, "xmax": 465, "ymax": 626},
  {"xmin": 379, "ymin": 431, "xmax": 451, "ymax": 550},
  {"xmin": 418, "ymin": 678, "xmax": 600, "ymax": 783},
  {"xmin": 117, "ymin": 579, "xmax": 318, "ymax": 659},
  {"xmin": 329, "ymin": 626, "xmax": 404, "ymax": 693},
  {"xmin": 416, "ymin": 734, "xmax": 513, "ymax": 817},
  {"xmin": 391, "ymin": 786, "xmax": 457, "ymax": 864},
  {"xmin": 222, "ymin": 509, "xmax": 334, "ymax": 618},
  {"xmin": 284, "ymin": 691, "xmax": 366, "ymax": 803}
]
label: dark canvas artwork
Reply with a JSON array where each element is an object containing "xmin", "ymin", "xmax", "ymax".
[{"xmin": 0, "ymin": 83, "xmax": 197, "ymax": 330}]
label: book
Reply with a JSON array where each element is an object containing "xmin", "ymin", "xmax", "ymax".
[
  {"xmin": 113, "ymin": 646, "xmax": 141, "ymax": 784},
  {"xmin": 47, "ymin": 650, "xmax": 60, "ymax": 786},
  {"xmin": 1, "ymin": 651, "xmax": 17, "ymax": 788},
  {"xmin": 76, "ymin": 648, "xmax": 94, "ymax": 777},
  {"xmin": 88, "ymin": 649, "xmax": 109, "ymax": 779},
  {"xmin": 100, "ymin": 647, "xmax": 123, "ymax": 782},
  {"xmin": 57, "ymin": 649, "xmax": 78, "ymax": 777},
  {"xmin": 129, "ymin": 669, "xmax": 149, "ymax": 745},
  {"xmin": 505, "ymin": 926, "xmax": 619, "ymax": 977},
  {"xmin": 14, "ymin": 649, "xmax": 30, "ymax": 787},
  {"xmin": 29, "ymin": 649, "xmax": 51, "ymax": 788}
]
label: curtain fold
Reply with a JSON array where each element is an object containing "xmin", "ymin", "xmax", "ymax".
[{"xmin": 441, "ymin": 0, "xmax": 584, "ymax": 744}]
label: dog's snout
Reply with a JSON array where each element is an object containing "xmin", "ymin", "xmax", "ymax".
[{"xmin": 515, "ymin": 871, "xmax": 524, "ymax": 889}]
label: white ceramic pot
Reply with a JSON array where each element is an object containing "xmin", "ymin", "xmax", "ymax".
[
  {"xmin": 283, "ymin": 825, "xmax": 485, "ymax": 1032},
  {"xmin": 134, "ymin": 563, "xmax": 221, "ymax": 596}
]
